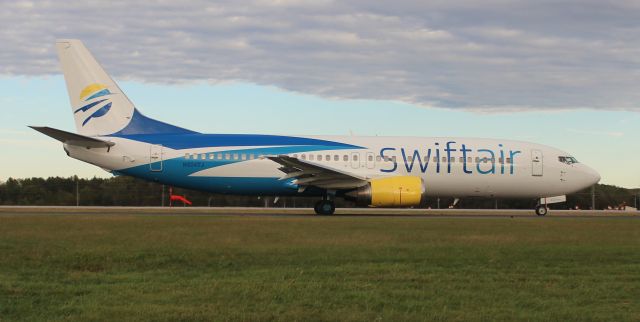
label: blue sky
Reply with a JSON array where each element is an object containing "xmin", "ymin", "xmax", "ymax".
[
  {"xmin": 0, "ymin": 76, "xmax": 638, "ymax": 188},
  {"xmin": 0, "ymin": 1, "xmax": 639, "ymax": 188}
]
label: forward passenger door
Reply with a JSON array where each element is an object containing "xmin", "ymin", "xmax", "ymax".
[{"xmin": 531, "ymin": 149, "xmax": 543, "ymax": 176}]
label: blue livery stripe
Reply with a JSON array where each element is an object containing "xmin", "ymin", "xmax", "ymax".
[
  {"xmin": 74, "ymin": 99, "xmax": 108, "ymax": 114},
  {"xmin": 117, "ymin": 144, "xmax": 359, "ymax": 194},
  {"xmin": 112, "ymin": 133, "xmax": 363, "ymax": 150},
  {"xmin": 82, "ymin": 102, "xmax": 112, "ymax": 126},
  {"xmin": 122, "ymin": 145, "xmax": 356, "ymax": 177},
  {"xmin": 84, "ymin": 89, "xmax": 111, "ymax": 101},
  {"xmin": 109, "ymin": 108, "xmax": 198, "ymax": 135}
]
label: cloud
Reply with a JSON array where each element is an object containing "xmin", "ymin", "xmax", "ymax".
[{"xmin": 1, "ymin": 0, "xmax": 639, "ymax": 111}]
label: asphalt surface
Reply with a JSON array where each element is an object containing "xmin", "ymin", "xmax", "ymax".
[{"xmin": 0, "ymin": 206, "xmax": 637, "ymax": 218}]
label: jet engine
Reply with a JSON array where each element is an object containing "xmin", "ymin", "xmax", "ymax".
[{"xmin": 347, "ymin": 176, "xmax": 426, "ymax": 207}]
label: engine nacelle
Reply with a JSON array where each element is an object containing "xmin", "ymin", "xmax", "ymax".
[{"xmin": 347, "ymin": 176, "xmax": 426, "ymax": 207}]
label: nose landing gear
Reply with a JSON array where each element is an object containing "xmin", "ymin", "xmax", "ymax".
[{"xmin": 535, "ymin": 205, "xmax": 548, "ymax": 216}]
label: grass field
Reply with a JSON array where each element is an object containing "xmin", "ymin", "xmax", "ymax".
[{"xmin": 0, "ymin": 213, "xmax": 638, "ymax": 321}]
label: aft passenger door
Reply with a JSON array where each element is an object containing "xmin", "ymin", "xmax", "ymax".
[
  {"xmin": 149, "ymin": 144, "xmax": 163, "ymax": 172},
  {"xmin": 531, "ymin": 149, "xmax": 543, "ymax": 176}
]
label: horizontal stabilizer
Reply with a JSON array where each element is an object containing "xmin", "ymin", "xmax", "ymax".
[{"xmin": 29, "ymin": 126, "xmax": 115, "ymax": 149}]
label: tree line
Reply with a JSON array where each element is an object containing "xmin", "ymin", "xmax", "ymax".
[{"xmin": 0, "ymin": 176, "xmax": 638, "ymax": 210}]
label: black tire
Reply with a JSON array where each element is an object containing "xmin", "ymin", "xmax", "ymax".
[
  {"xmin": 314, "ymin": 200, "xmax": 335, "ymax": 215},
  {"xmin": 535, "ymin": 205, "xmax": 548, "ymax": 216},
  {"xmin": 314, "ymin": 201, "xmax": 322, "ymax": 214}
]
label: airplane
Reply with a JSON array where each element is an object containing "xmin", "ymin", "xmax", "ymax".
[{"xmin": 31, "ymin": 39, "xmax": 601, "ymax": 216}]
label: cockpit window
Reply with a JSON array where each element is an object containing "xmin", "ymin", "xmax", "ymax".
[{"xmin": 558, "ymin": 156, "xmax": 578, "ymax": 165}]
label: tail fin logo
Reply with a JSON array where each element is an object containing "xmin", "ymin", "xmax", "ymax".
[{"xmin": 74, "ymin": 83, "xmax": 113, "ymax": 126}]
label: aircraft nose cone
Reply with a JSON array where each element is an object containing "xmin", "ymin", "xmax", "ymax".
[{"xmin": 585, "ymin": 165, "xmax": 601, "ymax": 186}]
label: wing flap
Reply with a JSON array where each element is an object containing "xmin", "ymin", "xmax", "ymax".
[{"xmin": 267, "ymin": 155, "xmax": 367, "ymax": 190}]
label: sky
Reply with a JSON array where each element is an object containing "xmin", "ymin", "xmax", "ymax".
[{"xmin": 0, "ymin": 1, "xmax": 638, "ymax": 188}]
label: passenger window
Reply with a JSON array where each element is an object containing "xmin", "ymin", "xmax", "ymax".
[
  {"xmin": 459, "ymin": 157, "xmax": 464, "ymax": 163},
  {"xmin": 343, "ymin": 155, "xmax": 348, "ymax": 161},
  {"xmin": 475, "ymin": 157, "xmax": 480, "ymax": 163},
  {"xmin": 200, "ymin": 154, "xmax": 206, "ymax": 160},
  {"xmin": 309, "ymin": 154, "xmax": 315, "ymax": 161},
  {"xmin": 450, "ymin": 157, "xmax": 455, "ymax": 163},
  {"xmin": 433, "ymin": 157, "xmax": 438, "ymax": 162},
  {"xmin": 334, "ymin": 155, "xmax": 339, "ymax": 161},
  {"xmin": 442, "ymin": 157, "xmax": 447, "ymax": 163},
  {"xmin": 368, "ymin": 155, "xmax": 373, "ymax": 162},
  {"xmin": 225, "ymin": 153, "xmax": 230, "ymax": 160},
  {"xmin": 209, "ymin": 154, "xmax": 215, "ymax": 160},
  {"xmin": 184, "ymin": 153, "xmax": 189, "ymax": 159},
  {"xmin": 317, "ymin": 155, "xmax": 323, "ymax": 161},
  {"xmin": 353, "ymin": 155, "xmax": 358, "ymax": 161},
  {"xmin": 407, "ymin": 156, "xmax": 413, "ymax": 162},
  {"xmin": 301, "ymin": 154, "xmax": 306, "ymax": 160},
  {"xmin": 241, "ymin": 154, "xmax": 247, "ymax": 160},
  {"xmin": 391, "ymin": 156, "xmax": 396, "ymax": 162},
  {"xmin": 506, "ymin": 157, "xmax": 512, "ymax": 163},
  {"xmin": 468, "ymin": 157, "xmax": 472, "ymax": 163},
  {"xmin": 326, "ymin": 155, "xmax": 331, "ymax": 161}
]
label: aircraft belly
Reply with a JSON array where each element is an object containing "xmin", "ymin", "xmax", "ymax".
[{"xmin": 420, "ymin": 173, "xmax": 561, "ymax": 198}]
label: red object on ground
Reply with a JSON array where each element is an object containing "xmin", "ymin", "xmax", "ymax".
[{"xmin": 169, "ymin": 187, "xmax": 192, "ymax": 206}]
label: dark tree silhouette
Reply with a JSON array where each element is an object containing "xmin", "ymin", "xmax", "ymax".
[{"xmin": 0, "ymin": 176, "xmax": 637, "ymax": 210}]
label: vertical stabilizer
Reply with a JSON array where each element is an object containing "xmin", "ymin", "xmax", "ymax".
[
  {"xmin": 56, "ymin": 39, "xmax": 136, "ymax": 136},
  {"xmin": 56, "ymin": 39, "xmax": 196, "ymax": 136}
]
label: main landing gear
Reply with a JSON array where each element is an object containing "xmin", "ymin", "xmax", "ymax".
[
  {"xmin": 535, "ymin": 205, "xmax": 548, "ymax": 216},
  {"xmin": 314, "ymin": 199, "xmax": 335, "ymax": 215},
  {"xmin": 314, "ymin": 191, "xmax": 336, "ymax": 215}
]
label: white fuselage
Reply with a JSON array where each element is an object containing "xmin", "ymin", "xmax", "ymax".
[{"xmin": 64, "ymin": 134, "xmax": 600, "ymax": 199}]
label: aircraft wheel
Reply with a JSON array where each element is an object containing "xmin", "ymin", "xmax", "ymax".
[
  {"xmin": 314, "ymin": 201, "xmax": 321, "ymax": 214},
  {"xmin": 535, "ymin": 205, "xmax": 548, "ymax": 216},
  {"xmin": 314, "ymin": 200, "xmax": 335, "ymax": 215}
]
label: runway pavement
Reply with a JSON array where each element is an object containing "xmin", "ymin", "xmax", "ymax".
[{"xmin": 0, "ymin": 206, "xmax": 637, "ymax": 218}]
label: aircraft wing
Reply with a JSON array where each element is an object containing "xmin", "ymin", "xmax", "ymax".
[
  {"xmin": 266, "ymin": 155, "xmax": 368, "ymax": 191},
  {"xmin": 29, "ymin": 126, "xmax": 115, "ymax": 149}
]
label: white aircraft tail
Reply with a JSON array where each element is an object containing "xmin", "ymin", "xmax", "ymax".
[{"xmin": 56, "ymin": 39, "xmax": 194, "ymax": 136}]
